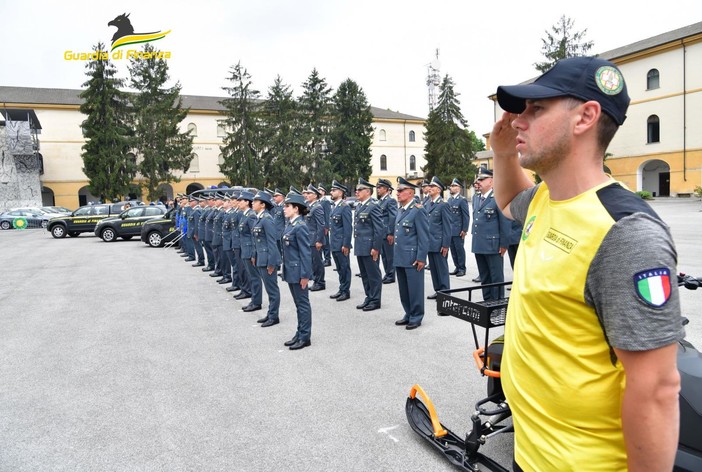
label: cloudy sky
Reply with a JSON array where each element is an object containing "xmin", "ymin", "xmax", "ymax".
[{"xmin": 1, "ymin": 0, "xmax": 699, "ymax": 137}]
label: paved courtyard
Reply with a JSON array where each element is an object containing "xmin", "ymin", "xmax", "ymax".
[{"xmin": 1, "ymin": 198, "xmax": 700, "ymax": 471}]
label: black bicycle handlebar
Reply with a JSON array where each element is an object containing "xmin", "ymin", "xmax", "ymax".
[{"xmin": 678, "ymin": 273, "xmax": 700, "ymax": 290}]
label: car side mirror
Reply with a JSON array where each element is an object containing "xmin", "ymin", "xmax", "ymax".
[{"xmin": 121, "ymin": 214, "xmax": 127, "ymax": 219}]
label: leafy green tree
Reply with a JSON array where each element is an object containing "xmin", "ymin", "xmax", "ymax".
[
  {"xmin": 534, "ymin": 15, "xmax": 594, "ymax": 73},
  {"xmin": 422, "ymin": 75, "xmax": 477, "ymax": 185},
  {"xmin": 259, "ymin": 76, "xmax": 305, "ymax": 189},
  {"xmin": 327, "ymin": 78, "xmax": 373, "ymax": 189},
  {"xmin": 127, "ymin": 43, "xmax": 193, "ymax": 201},
  {"xmin": 219, "ymin": 62, "xmax": 264, "ymax": 188},
  {"xmin": 79, "ymin": 41, "xmax": 134, "ymax": 202},
  {"xmin": 298, "ymin": 68, "xmax": 333, "ymax": 184}
]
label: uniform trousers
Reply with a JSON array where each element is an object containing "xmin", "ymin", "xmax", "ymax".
[
  {"xmin": 357, "ymin": 255, "xmax": 382, "ymax": 305},
  {"xmin": 428, "ymin": 251, "xmax": 450, "ymax": 293},
  {"xmin": 475, "ymin": 253, "xmax": 505, "ymax": 301},
  {"xmin": 323, "ymin": 233, "xmax": 331, "ymax": 263},
  {"xmin": 449, "ymin": 236, "xmax": 467, "ymax": 272},
  {"xmin": 245, "ymin": 259, "xmax": 263, "ymax": 305},
  {"xmin": 212, "ymin": 244, "xmax": 223, "ymax": 272},
  {"xmin": 397, "ymin": 266, "xmax": 425, "ymax": 325},
  {"xmin": 311, "ymin": 246, "xmax": 325, "ymax": 287},
  {"xmin": 203, "ymin": 241, "xmax": 215, "ymax": 268},
  {"xmin": 332, "ymin": 251, "xmax": 351, "ymax": 295},
  {"xmin": 193, "ymin": 237, "xmax": 205, "ymax": 262},
  {"xmin": 381, "ymin": 237, "xmax": 395, "ymax": 280},
  {"xmin": 222, "ymin": 249, "xmax": 233, "ymax": 280},
  {"xmin": 232, "ymin": 248, "xmax": 247, "ymax": 291},
  {"xmin": 288, "ymin": 282, "xmax": 311, "ymax": 342},
  {"xmin": 258, "ymin": 267, "xmax": 280, "ymax": 320}
]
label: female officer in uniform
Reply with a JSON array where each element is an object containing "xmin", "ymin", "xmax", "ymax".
[
  {"xmin": 251, "ymin": 191, "xmax": 281, "ymax": 327},
  {"xmin": 237, "ymin": 190, "xmax": 262, "ymax": 312},
  {"xmin": 281, "ymin": 192, "xmax": 313, "ymax": 350}
]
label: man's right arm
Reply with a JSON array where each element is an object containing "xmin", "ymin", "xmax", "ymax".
[{"xmin": 491, "ymin": 112, "xmax": 534, "ymax": 219}]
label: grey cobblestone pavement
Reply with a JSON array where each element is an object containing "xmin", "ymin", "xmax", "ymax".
[{"xmin": 0, "ymin": 198, "xmax": 700, "ymax": 471}]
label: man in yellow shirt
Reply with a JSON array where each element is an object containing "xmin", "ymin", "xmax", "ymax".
[{"xmin": 490, "ymin": 56, "xmax": 684, "ymax": 471}]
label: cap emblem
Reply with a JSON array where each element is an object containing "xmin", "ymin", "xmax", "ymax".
[{"xmin": 595, "ymin": 66, "xmax": 624, "ymax": 96}]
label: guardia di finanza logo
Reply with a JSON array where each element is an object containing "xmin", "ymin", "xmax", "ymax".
[{"xmin": 63, "ymin": 13, "xmax": 172, "ymax": 61}]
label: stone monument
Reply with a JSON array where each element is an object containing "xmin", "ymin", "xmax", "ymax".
[{"xmin": 0, "ymin": 109, "xmax": 43, "ymax": 212}]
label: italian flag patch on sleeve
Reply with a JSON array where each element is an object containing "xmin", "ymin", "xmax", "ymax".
[{"xmin": 634, "ymin": 268, "xmax": 672, "ymax": 307}]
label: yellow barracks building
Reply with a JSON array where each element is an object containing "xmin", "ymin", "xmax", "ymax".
[
  {"xmin": 479, "ymin": 21, "xmax": 702, "ymax": 197},
  {"xmin": 0, "ymin": 88, "xmax": 427, "ymax": 209}
]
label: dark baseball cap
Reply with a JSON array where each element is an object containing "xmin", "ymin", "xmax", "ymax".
[{"xmin": 496, "ymin": 56, "xmax": 630, "ymax": 125}]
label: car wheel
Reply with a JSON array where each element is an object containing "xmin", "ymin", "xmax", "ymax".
[
  {"xmin": 147, "ymin": 231, "xmax": 163, "ymax": 248},
  {"xmin": 0, "ymin": 221, "xmax": 11, "ymax": 230},
  {"xmin": 68, "ymin": 232, "xmax": 79, "ymax": 237},
  {"xmin": 122, "ymin": 235, "xmax": 133, "ymax": 240},
  {"xmin": 41, "ymin": 220, "xmax": 48, "ymax": 229},
  {"xmin": 51, "ymin": 225, "xmax": 67, "ymax": 238},
  {"xmin": 101, "ymin": 228, "xmax": 116, "ymax": 242}
]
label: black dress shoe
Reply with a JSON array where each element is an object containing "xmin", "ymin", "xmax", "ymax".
[
  {"xmin": 329, "ymin": 292, "xmax": 342, "ymax": 299},
  {"xmin": 336, "ymin": 293, "xmax": 350, "ymax": 301},
  {"xmin": 406, "ymin": 323, "xmax": 421, "ymax": 330},
  {"xmin": 209, "ymin": 271, "xmax": 223, "ymax": 277},
  {"xmin": 242, "ymin": 304, "xmax": 262, "ymax": 312},
  {"xmin": 382, "ymin": 278, "xmax": 395, "ymax": 284},
  {"xmin": 202, "ymin": 266, "xmax": 214, "ymax": 272},
  {"xmin": 184, "ymin": 257, "xmax": 195, "ymax": 262},
  {"xmin": 289, "ymin": 339, "xmax": 311, "ymax": 350},
  {"xmin": 180, "ymin": 253, "xmax": 189, "ymax": 257},
  {"xmin": 225, "ymin": 286, "xmax": 239, "ymax": 292},
  {"xmin": 234, "ymin": 293, "xmax": 252, "ymax": 300},
  {"xmin": 455, "ymin": 271, "xmax": 466, "ymax": 277},
  {"xmin": 217, "ymin": 278, "xmax": 232, "ymax": 284},
  {"xmin": 261, "ymin": 319, "xmax": 279, "ymax": 327},
  {"xmin": 472, "ymin": 276, "xmax": 481, "ymax": 282},
  {"xmin": 395, "ymin": 319, "xmax": 409, "ymax": 326},
  {"xmin": 427, "ymin": 293, "xmax": 438, "ymax": 300},
  {"xmin": 355, "ymin": 273, "xmax": 361, "ymax": 277},
  {"xmin": 356, "ymin": 301, "xmax": 369, "ymax": 310},
  {"xmin": 192, "ymin": 261, "xmax": 205, "ymax": 267},
  {"xmin": 257, "ymin": 316, "xmax": 268, "ymax": 323},
  {"xmin": 437, "ymin": 311, "xmax": 450, "ymax": 317},
  {"xmin": 449, "ymin": 269, "xmax": 459, "ymax": 275},
  {"xmin": 363, "ymin": 303, "xmax": 380, "ymax": 311},
  {"xmin": 310, "ymin": 284, "xmax": 325, "ymax": 292},
  {"xmin": 284, "ymin": 337, "xmax": 299, "ymax": 347}
]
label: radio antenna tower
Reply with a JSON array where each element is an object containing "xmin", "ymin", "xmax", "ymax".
[{"xmin": 426, "ymin": 48, "xmax": 441, "ymax": 112}]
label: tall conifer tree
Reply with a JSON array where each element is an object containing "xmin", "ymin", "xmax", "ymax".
[
  {"xmin": 298, "ymin": 69, "xmax": 333, "ymax": 184},
  {"xmin": 79, "ymin": 42, "xmax": 134, "ymax": 201},
  {"xmin": 534, "ymin": 15, "xmax": 594, "ymax": 73}
]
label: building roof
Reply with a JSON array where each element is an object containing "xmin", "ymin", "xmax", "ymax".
[{"xmin": 0, "ymin": 85, "xmax": 425, "ymax": 121}]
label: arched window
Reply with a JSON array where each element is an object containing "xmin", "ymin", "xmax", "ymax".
[
  {"xmin": 409, "ymin": 155, "xmax": 416, "ymax": 171},
  {"xmin": 646, "ymin": 69, "xmax": 660, "ymax": 90},
  {"xmin": 189, "ymin": 153, "xmax": 200, "ymax": 172},
  {"xmin": 409, "ymin": 130, "xmax": 415, "ymax": 142},
  {"xmin": 379, "ymin": 129, "xmax": 386, "ymax": 141},
  {"xmin": 380, "ymin": 154, "xmax": 387, "ymax": 171},
  {"xmin": 187, "ymin": 123, "xmax": 197, "ymax": 136},
  {"xmin": 647, "ymin": 115, "xmax": 660, "ymax": 143}
]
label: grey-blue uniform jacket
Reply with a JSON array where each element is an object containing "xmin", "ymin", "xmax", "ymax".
[
  {"xmin": 471, "ymin": 190, "xmax": 511, "ymax": 254},
  {"xmin": 320, "ymin": 198, "xmax": 332, "ymax": 231},
  {"xmin": 238, "ymin": 208, "xmax": 257, "ymax": 259},
  {"xmin": 205, "ymin": 208, "xmax": 216, "ymax": 242},
  {"xmin": 305, "ymin": 201, "xmax": 326, "ymax": 247},
  {"xmin": 330, "ymin": 200, "xmax": 353, "ymax": 251},
  {"xmin": 425, "ymin": 197, "xmax": 452, "ymax": 252},
  {"xmin": 197, "ymin": 207, "xmax": 209, "ymax": 240},
  {"xmin": 222, "ymin": 209, "xmax": 234, "ymax": 250},
  {"xmin": 187, "ymin": 207, "xmax": 199, "ymax": 238},
  {"xmin": 282, "ymin": 217, "xmax": 312, "ymax": 283},
  {"xmin": 393, "ymin": 202, "xmax": 429, "ymax": 267},
  {"xmin": 272, "ymin": 202, "xmax": 285, "ymax": 241},
  {"xmin": 252, "ymin": 210, "xmax": 282, "ymax": 268},
  {"xmin": 378, "ymin": 194, "xmax": 398, "ymax": 238},
  {"xmin": 447, "ymin": 194, "xmax": 470, "ymax": 236},
  {"xmin": 212, "ymin": 208, "xmax": 224, "ymax": 246},
  {"xmin": 230, "ymin": 209, "xmax": 242, "ymax": 249},
  {"xmin": 353, "ymin": 198, "xmax": 384, "ymax": 256}
]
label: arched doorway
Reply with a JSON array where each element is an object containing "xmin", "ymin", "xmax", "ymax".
[
  {"xmin": 639, "ymin": 159, "xmax": 671, "ymax": 197},
  {"xmin": 41, "ymin": 186, "xmax": 55, "ymax": 206},
  {"xmin": 78, "ymin": 186, "xmax": 99, "ymax": 206},
  {"xmin": 186, "ymin": 182, "xmax": 204, "ymax": 194}
]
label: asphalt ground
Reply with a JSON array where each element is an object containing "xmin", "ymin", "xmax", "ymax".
[{"xmin": 1, "ymin": 198, "xmax": 701, "ymax": 472}]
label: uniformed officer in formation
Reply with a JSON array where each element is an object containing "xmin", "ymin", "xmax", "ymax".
[
  {"xmin": 302, "ymin": 184, "xmax": 326, "ymax": 292},
  {"xmin": 210, "ymin": 194, "xmax": 226, "ymax": 279},
  {"xmin": 424, "ymin": 176, "xmax": 452, "ymax": 300},
  {"xmin": 271, "ymin": 188, "xmax": 286, "ymax": 258},
  {"xmin": 318, "ymin": 184, "xmax": 333, "ymax": 267},
  {"xmin": 237, "ymin": 190, "xmax": 261, "ymax": 311},
  {"xmin": 421, "ymin": 180, "xmax": 432, "ymax": 206},
  {"xmin": 230, "ymin": 189, "xmax": 250, "ymax": 295},
  {"xmin": 281, "ymin": 191, "xmax": 313, "ymax": 350},
  {"xmin": 252, "ymin": 191, "xmax": 282, "ymax": 327},
  {"xmin": 218, "ymin": 195, "xmax": 234, "ymax": 285},
  {"xmin": 190, "ymin": 197, "xmax": 206, "ymax": 267},
  {"xmin": 201, "ymin": 196, "xmax": 216, "ymax": 272},
  {"xmin": 447, "ymin": 178, "xmax": 470, "ymax": 277},
  {"xmin": 471, "ymin": 169, "xmax": 510, "ymax": 300},
  {"xmin": 376, "ymin": 179, "xmax": 397, "ymax": 285},
  {"xmin": 353, "ymin": 178, "xmax": 384, "ymax": 311},
  {"xmin": 328, "ymin": 180, "xmax": 352, "ymax": 302},
  {"xmin": 393, "ymin": 177, "xmax": 429, "ymax": 330}
]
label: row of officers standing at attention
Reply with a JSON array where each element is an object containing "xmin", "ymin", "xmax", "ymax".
[{"xmin": 172, "ymin": 170, "xmax": 521, "ymax": 347}]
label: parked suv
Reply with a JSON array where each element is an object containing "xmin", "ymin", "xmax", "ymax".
[
  {"xmin": 95, "ymin": 205, "xmax": 166, "ymax": 242},
  {"xmin": 46, "ymin": 203, "xmax": 128, "ymax": 238},
  {"xmin": 140, "ymin": 208, "xmax": 178, "ymax": 247}
]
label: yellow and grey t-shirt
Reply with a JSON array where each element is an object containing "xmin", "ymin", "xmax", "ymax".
[{"xmin": 504, "ymin": 180, "xmax": 684, "ymax": 471}]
